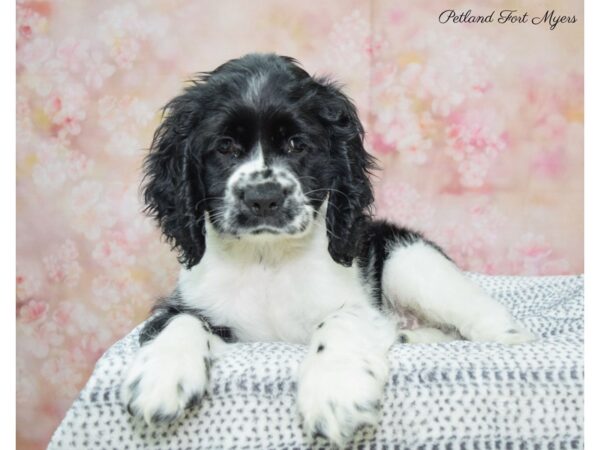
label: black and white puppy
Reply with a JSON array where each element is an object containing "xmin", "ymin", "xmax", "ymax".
[{"xmin": 121, "ymin": 53, "xmax": 535, "ymax": 446}]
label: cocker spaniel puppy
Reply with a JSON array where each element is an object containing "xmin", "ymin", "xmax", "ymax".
[{"xmin": 121, "ymin": 53, "xmax": 535, "ymax": 446}]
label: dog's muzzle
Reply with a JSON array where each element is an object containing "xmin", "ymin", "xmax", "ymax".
[{"xmin": 220, "ymin": 166, "xmax": 310, "ymax": 235}]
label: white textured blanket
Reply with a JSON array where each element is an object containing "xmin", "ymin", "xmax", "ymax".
[{"xmin": 47, "ymin": 274, "xmax": 584, "ymax": 450}]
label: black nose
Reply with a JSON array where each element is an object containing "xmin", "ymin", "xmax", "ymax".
[{"xmin": 242, "ymin": 183, "xmax": 287, "ymax": 217}]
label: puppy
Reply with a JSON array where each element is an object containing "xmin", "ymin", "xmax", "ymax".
[{"xmin": 121, "ymin": 53, "xmax": 535, "ymax": 446}]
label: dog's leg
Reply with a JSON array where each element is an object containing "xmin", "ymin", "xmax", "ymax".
[
  {"xmin": 121, "ymin": 307, "xmax": 224, "ymax": 424},
  {"xmin": 297, "ymin": 303, "xmax": 397, "ymax": 447},
  {"xmin": 398, "ymin": 326, "xmax": 460, "ymax": 344},
  {"xmin": 382, "ymin": 240, "xmax": 535, "ymax": 345}
]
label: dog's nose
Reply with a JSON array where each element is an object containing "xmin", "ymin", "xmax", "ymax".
[{"xmin": 242, "ymin": 183, "xmax": 286, "ymax": 217}]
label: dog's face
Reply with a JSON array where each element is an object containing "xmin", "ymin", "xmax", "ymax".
[
  {"xmin": 143, "ymin": 54, "xmax": 375, "ymax": 268},
  {"xmin": 201, "ymin": 88, "xmax": 331, "ymax": 238}
]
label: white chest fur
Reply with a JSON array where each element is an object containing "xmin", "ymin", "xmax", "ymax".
[{"xmin": 178, "ymin": 217, "xmax": 371, "ymax": 344}]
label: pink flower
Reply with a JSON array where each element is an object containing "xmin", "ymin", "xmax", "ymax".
[
  {"xmin": 26, "ymin": 58, "xmax": 69, "ymax": 96},
  {"xmin": 16, "ymin": 266, "xmax": 42, "ymax": 302},
  {"xmin": 111, "ymin": 37, "xmax": 141, "ymax": 69},
  {"xmin": 18, "ymin": 300, "xmax": 48, "ymax": 324},
  {"xmin": 18, "ymin": 37, "xmax": 54, "ymax": 71},
  {"xmin": 374, "ymin": 180, "xmax": 434, "ymax": 230},
  {"xmin": 72, "ymin": 334, "xmax": 109, "ymax": 364},
  {"xmin": 531, "ymin": 148, "xmax": 566, "ymax": 178},
  {"xmin": 16, "ymin": 6, "xmax": 47, "ymax": 44},
  {"xmin": 364, "ymin": 33, "xmax": 385, "ymax": 57},
  {"xmin": 107, "ymin": 306, "xmax": 136, "ymax": 335},
  {"xmin": 43, "ymin": 240, "xmax": 82, "ymax": 287},
  {"xmin": 98, "ymin": 4, "xmax": 148, "ymax": 69},
  {"xmin": 432, "ymin": 199, "xmax": 506, "ymax": 273},
  {"xmin": 52, "ymin": 305, "xmax": 72, "ymax": 328},
  {"xmin": 43, "ymin": 84, "xmax": 88, "ymax": 140},
  {"xmin": 91, "ymin": 275, "xmax": 124, "ymax": 311},
  {"xmin": 370, "ymin": 133, "xmax": 397, "ymax": 155},
  {"xmin": 508, "ymin": 233, "xmax": 571, "ymax": 275},
  {"xmin": 444, "ymin": 109, "xmax": 508, "ymax": 188},
  {"xmin": 40, "ymin": 350, "xmax": 85, "ymax": 397},
  {"xmin": 56, "ymin": 38, "xmax": 91, "ymax": 73},
  {"xmin": 67, "ymin": 181, "xmax": 117, "ymax": 240},
  {"xmin": 389, "ymin": 7, "xmax": 407, "ymax": 25},
  {"xmin": 19, "ymin": 321, "xmax": 65, "ymax": 359},
  {"xmin": 84, "ymin": 51, "xmax": 115, "ymax": 89},
  {"xmin": 16, "ymin": 94, "xmax": 33, "ymax": 142},
  {"xmin": 327, "ymin": 10, "xmax": 373, "ymax": 69},
  {"xmin": 413, "ymin": 30, "xmax": 501, "ymax": 116}
]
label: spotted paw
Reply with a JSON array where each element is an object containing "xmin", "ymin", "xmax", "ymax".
[
  {"xmin": 297, "ymin": 350, "xmax": 388, "ymax": 447},
  {"xmin": 121, "ymin": 340, "xmax": 210, "ymax": 425}
]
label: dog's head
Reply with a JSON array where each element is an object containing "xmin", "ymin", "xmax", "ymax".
[{"xmin": 143, "ymin": 53, "xmax": 375, "ymax": 268}]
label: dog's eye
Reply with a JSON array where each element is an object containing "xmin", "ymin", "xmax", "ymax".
[
  {"xmin": 216, "ymin": 138, "xmax": 240, "ymax": 157},
  {"xmin": 287, "ymin": 137, "xmax": 308, "ymax": 154}
]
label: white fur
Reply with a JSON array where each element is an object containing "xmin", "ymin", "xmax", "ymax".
[
  {"xmin": 179, "ymin": 212, "xmax": 372, "ymax": 344},
  {"xmin": 298, "ymin": 305, "xmax": 396, "ymax": 446},
  {"xmin": 178, "ymin": 213, "xmax": 397, "ymax": 444},
  {"xmin": 124, "ymin": 208, "xmax": 534, "ymax": 441},
  {"xmin": 121, "ymin": 314, "xmax": 212, "ymax": 424},
  {"xmin": 382, "ymin": 241, "xmax": 535, "ymax": 344},
  {"xmin": 243, "ymin": 72, "xmax": 268, "ymax": 103}
]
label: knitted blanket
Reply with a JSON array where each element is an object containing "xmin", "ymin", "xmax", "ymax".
[{"xmin": 47, "ymin": 274, "xmax": 584, "ymax": 450}]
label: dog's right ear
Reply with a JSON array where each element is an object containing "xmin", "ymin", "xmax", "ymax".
[
  {"xmin": 314, "ymin": 81, "xmax": 376, "ymax": 267},
  {"xmin": 142, "ymin": 90, "xmax": 206, "ymax": 269}
]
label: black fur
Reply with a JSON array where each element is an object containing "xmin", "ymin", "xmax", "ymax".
[
  {"xmin": 142, "ymin": 53, "xmax": 374, "ymax": 269},
  {"xmin": 139, "ymin": 290, "xmax": 234, "ymax": 346},
  {"xmin": 143, "ymin": 92, "xmax": 208, "ymax": 269},
  {"xmin": 314, "ymin": 81, "xmax": 376, "ymax": 267},
  {"xmin": 356, "ymin": 221, "xmax": 452, "ymax": 308}
]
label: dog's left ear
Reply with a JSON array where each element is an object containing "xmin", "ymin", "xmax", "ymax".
[
  {"xmin": 317, "ymin": 82, "xmax": 376, "ymax": 266},
  {"xmin": 142, "ymin": 89, "xmax": 207, "ymax": 269}
]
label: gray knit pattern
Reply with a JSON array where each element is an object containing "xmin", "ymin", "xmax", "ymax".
[{"xmin": 47, "ymin": 274, "xmax": 583, "ymax": 450}]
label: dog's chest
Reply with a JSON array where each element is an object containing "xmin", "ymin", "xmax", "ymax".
[{"xmin": 178, "ymin": 245, "xmax": 369, "ymax": 344}]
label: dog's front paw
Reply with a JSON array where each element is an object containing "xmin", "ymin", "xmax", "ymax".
[
  {"xmin": 297, "ymin": 350, "xmax": 388, "ymax": 447},
  {"xmin": 121, "ymin": 341, "xmax": 210, "ymax": 425}
]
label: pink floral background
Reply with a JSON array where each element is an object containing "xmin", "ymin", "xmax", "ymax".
[{"xmin": 16, "ymin": 0, "xmax": 583, "ymax": 448}]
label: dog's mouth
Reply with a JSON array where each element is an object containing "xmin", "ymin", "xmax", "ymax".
[
  {"xmin": 210, "ymin": 202, "xmax": 314, "ymax": 238},
  {"xmin": 249, "ymin": 226, "xmax": 282, "ymax": 235},
  {"xmin": 248, "ymin": 215, "xmax": 312, "ymax": 235}
]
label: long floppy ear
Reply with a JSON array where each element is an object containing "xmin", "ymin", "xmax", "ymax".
[
  {"xmin": 142, "ymin": 91, "xmax": 206, "ymax": 269},
  {"xmin": 318, "ymin": 82, "xmax": 376, "ymax": 266}
]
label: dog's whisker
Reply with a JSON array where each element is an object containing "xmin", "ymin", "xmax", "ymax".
[{"xmin": 303, "ymin": 188, "xmax": 353, "ymax": 204}]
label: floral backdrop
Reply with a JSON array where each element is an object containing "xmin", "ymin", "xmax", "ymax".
[{"xmin": 16, "ymin": 0, "xmax": 583, "ymax": 448}]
